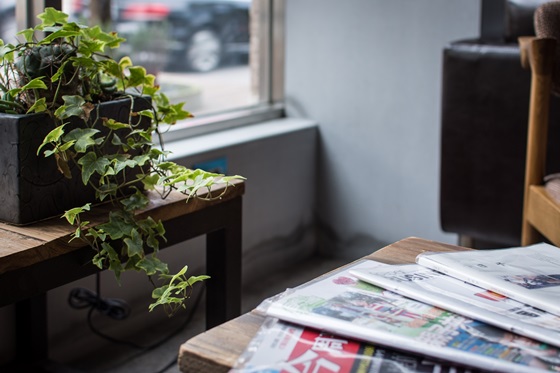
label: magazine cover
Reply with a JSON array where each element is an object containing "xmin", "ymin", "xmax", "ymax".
[
  {"xmin": 350, "ymin": 263, "xmax": 560, "ymax": 348},
  {"xmin": 257, "ymin": 260, "xmax": 560, "ymax": 373},
  {"xmin": 230, "ymin": 317, "xmax": 480, "ymax": 373},
  {"xmin": 416, "ymin": 243, "xmax": 560, "ymax": 317}
]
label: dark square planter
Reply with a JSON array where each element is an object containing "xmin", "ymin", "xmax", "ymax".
[{"xmin": 0, "ymin": 97, "xmax": 152, "ymax": 225}]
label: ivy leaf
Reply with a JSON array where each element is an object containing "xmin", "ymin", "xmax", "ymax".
[
  {"xmin": 136, "ymin": 216, "xmax": 158, "ymax": 231},
  {"xmin": 126, "ymin": 66, "xmax": 155, "ymax": 88},
  {"xmin": 142, "ymin": 85, "xmax": 159, "ymax": 97},
  {"xmin": 97, "ymin": 211, "xmax": 133, "ymax": 240},
  {"xmin": 124, "ymin": 255, "xmax": 141, "ymax": 271},
  {"xmin": 146, "ymin": 233, "xmax": 160, "ymax": 251},
  {"xmin": 106, "ymin": 31, "xmax": 126, "ymax": 48},
  {"xmin": 38, "ymin": 7, "xmax": 68, "ymax": 27},
  {"xmin": 108, "ymin": 259, "xmax": 124, "ymax": 281},
  {"xmin": 188, "ymin": 275, "xmax": 211, "ymax": 286},
  {"xmin": 55, "ymin": 95, "xmax": 85, "ymax": 119},
  {"xmin": 41, "ymin": 29, "xmax": 80, "ymax": 43},
  {"xmin": 136, "ymin": 255, "xmax": 168, "ymax": 276},
  {"xmin": 103, "ymin": 118, "xmax": 130, "ymax": 130},
  {"xmin": 16, "ymin": 28, "xmax": 35, "ymax": 43},
  {"xmin": 77, "ymin": 151, "xmax": 110, "ymax": 185},
  {"xmin": 99, "ymin": 59, "xmax": 121, "ymax": 77},
  {"xmin": 71, "ymin": 56, "xmax": 96, "ymax": 69},
  {"xmin": 51, "ymin": 61, "xmax": 70, "ymax": 82},
  {"xmin": 124, "ymin": 228, "xmax": 143, "ymax": 257},
  {"xmin": 121, "ymin": 191, "xmax": 150, "ymax": 211},
  {"xmin": 97, "ymin": 182, "xmax": 119, "ymax": 201},
  {"xmin": 37, "ymin": 124, "xmax": 65, "ymax": 156},
  {"xmin": 64, "ymin": 128, "xmax": 100, "ymax": 153},
  {"xmin": 105, "ymin": 246, "xmax": 124, "ymax": 280},
  {"xmin": 83, "ymin": 26, "xmax": 125, "ymax": 48},
  {"xmin": 87, "ymin": 227, "xmax": 107, "ymax": 241},
  {"xmin": 55, "ymin": 153, "xmax": 72, "ymax": 179},
  {"xmin": 27, "ymin": 97, "xmax": 47, "ymax": 114},
  {"xmin": 119, "ymin": 56, "xmax": 132, "ymax": 70},
  {"xmin": 111, "ymin": 133, "xmax": 125, "ymax": 148},
  {"xmin": 221, "ymin": 175, "xmax": 246, "ymax": 183},
  {"xmin": 151, "ymin": 285, "xmax": 168, "ymax": 300},
  {"xmin": 114, "ymin": 158, "xmax": 136, "ymax": 174},
  {"xmin": 154, "ymin": 219, "xmax": 165, "ymax": 237},
  {"xmin": 92, "ymin": 252, "xmax": 104, "ymax": 269},
  {"xmin": 77, "ymin": 39, "xmax": 105, "ymax": 56},
  {"xmin": 0, "ymin": 42, "xmax": 15, "ymax": 62},
  {"xmin": 133, "ymin": 154, "xmax": 151, "ymax": 167},
  {"xmin": 141, "ymin": 174, "xmax": 159, "ymax": 190},
  {"xmin": 21, "ymin": 77, "xmax": 48, "ymax": 91},
  {"xmin": 62, "ymin": 203, "xmax": 91, "ymax": 225},
  {"xmin": 137, "ymin": 109, "xmax": 154, "ymax": 120}
]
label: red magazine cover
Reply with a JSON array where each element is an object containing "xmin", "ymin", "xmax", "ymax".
[{"xmin": 231, "ymin": 317, "xmax": 480, "ymax": 373}]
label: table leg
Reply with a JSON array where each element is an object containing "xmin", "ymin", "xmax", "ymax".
[
  {"xmin": 16, "ymin": 293, "xmax": 49, "ymax": 362},
  {"xmin": 205, "ymin": 197, "xmax": 242, "ymax": 329}
]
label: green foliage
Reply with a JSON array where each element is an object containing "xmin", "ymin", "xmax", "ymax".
[{"xmin": 1, "ymin": 8, "xmax": 245, "ymax": 315}]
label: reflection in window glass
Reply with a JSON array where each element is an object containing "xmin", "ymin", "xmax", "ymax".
[
  {"xmin": 63, "ymin": 0, "xmax": 258, "ymax": 120},
  {"xmin": 0, "ymin": 0, "xmax": 16, "ymax": 45}
]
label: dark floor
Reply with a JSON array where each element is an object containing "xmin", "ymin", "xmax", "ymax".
[{"xmin": 66, "ymin": 254, "xmax": 352, "ymax": 373}]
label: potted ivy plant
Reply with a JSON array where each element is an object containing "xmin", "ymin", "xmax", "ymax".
[{"xmin": 0, "ymin": 8, "xmax": 243, "ymax": 315}]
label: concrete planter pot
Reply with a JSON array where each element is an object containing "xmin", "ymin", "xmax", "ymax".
[{"xmin": 0, "ymin": 97, "xmax": 151, "ymax": 225}]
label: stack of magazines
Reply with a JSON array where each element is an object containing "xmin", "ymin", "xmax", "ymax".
[{"xmin": 230, "ymin": 243, "xmax": 560, "ymax": 372}]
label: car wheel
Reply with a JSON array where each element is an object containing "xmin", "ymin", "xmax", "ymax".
[{"xmin": 186, "ymin": 29, "xmax": 222, "ymax": 73}]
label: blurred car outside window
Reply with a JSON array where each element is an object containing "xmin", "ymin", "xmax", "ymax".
[{"xmin": 61, "ymin": 0, "xmax": 280, "ymax": 137}]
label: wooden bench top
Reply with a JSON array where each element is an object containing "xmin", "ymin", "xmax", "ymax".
[{"xmin": 0, "ymin": 180, "xmax": 245, "ymax": 275}]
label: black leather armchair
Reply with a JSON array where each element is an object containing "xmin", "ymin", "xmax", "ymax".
[{"xmin": 440, "ymin": 0, "xmax": 560, "ymax": 248}]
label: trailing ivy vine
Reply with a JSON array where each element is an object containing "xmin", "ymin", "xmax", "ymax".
[{"xmin": 0, "ymin": 8, "xmax": 244, "ymax": 315}]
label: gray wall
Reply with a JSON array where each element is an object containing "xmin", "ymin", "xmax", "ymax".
[{"xmin": 285, "ymin": 0, "xmax": 480, "ymax": 256}]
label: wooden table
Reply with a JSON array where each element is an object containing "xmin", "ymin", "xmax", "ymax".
[
  {"xmin": 178, "ymin": 236, "xmax": 469, "ymax": 373},
  {"xmin": 0, "ymin": 181, "xmax": 244, "ymax": 368}
]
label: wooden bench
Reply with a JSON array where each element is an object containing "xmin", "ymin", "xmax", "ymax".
[{"xmin": 0, "ymin": 181, "xmax": 245, "ymax": 369}]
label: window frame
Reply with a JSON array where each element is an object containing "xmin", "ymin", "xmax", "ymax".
[{"xmin": 16, "ymin": 0, "xmax": 285, "ymax": 143}]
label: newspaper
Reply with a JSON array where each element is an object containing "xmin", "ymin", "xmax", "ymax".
[
  {"xmin": 230, "ymin": 317, "xmax": 481, "ymax": 373},
  {"xmin": 256, "ymin": 260, "xmax": 560, "ymax": 373},
  {"xmin": 416, "ymin": 243, "xmax": 560, "ymax": 317},
  {"xmin": 350, "ymin": 263, "xmax": 560, "ymax": 348}
]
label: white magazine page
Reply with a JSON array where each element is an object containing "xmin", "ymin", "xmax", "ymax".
[
  {"xmin": 230, "ymin": 317, "xmax": 481, "ymax": 373},
  {"xmin": 256, "ymin": 260, "xmax": 560, "ymax": 373},
  {"xmin": 416, "ymin": 243, "xmax": 560, "ymax": 316},
  {"xmin": 350, "ymin": 263, "xmax": 560, "ymax": 348}
]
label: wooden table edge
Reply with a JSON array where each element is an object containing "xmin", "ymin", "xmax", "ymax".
[
  {"xmin": 178, "ymin": 236, "xmax": 469, "ymax": 373},
  {"xmin": 0, "ymin": 180, "xmax": 245, "ymax": 274}
]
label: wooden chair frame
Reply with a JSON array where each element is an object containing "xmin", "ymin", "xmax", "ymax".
[{"xmin": 520, "ymin": 36, "xmax": 560, "ymax": 246}]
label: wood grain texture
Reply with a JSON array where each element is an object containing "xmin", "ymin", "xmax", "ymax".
[
  {"xmin": 527, "ymin": 185, "xmax": 560, "ymax": 246},
  {"xmin": 520, "ymin": 37, "xmax": 558, "ymax": 246},
  {"xmin": 178, "ymin": 237, "xmax": 468, "ymax": 373},
  {"xmin": 0, "ymin": 180, "xmax": 245, "ymax": 274}
]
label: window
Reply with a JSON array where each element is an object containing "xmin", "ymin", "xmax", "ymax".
[
  {"xmin": 0, "ymin": 1, "xmax": 16, "ymax": 45},
  {"xmin": 9, "ymin": 0, "xmax": 284, "ymax": 141}
]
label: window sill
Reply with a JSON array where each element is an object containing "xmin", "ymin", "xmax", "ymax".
[{"xmin": 163, "ymin": 117, "xmax": 318, "ymax": 160}]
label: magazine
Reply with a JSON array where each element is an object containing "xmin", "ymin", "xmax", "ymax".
[
  {"xmin": 350, "ymin": 263, "xmax": 560, "ymax": 348},
  {"xmin": 257, "ymin": 260, "xmax": 560, "ymax": 373},
  {"xmin": 230, "ymin": 317, "xmax": 481, "ymax": 373},
  {"xmin": 415, "ymin": 243, "xmax": 560, "ymax": 317}
]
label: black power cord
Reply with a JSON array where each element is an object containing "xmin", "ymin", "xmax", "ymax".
[{"xmin": 68, "ymin": 273, "xmax": 206, "ymax": 373}]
